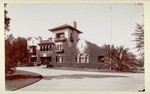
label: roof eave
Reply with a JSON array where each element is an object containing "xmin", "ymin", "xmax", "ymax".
[{"xmin": 48, "ymin": 26, "xmax": 83, "ymax": 33}]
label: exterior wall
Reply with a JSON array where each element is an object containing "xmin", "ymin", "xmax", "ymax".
[
  {"xmin": 38, "ymin": 43, "xmax": 55, "ymax": 65},
  {"xmin": 27, "ymin": 37, "xmax": 39, "ymax": 47},
  {"xmin": 28, "ymin": 23, "xmax": 107, "ymax": 69},
  {"xmin": 27, "ymin": 37, "xmax": 40, "ymax": 65},
  {"xmin": 51, "ymin": 28, "xmax": 80, "ymax": 48},
  {"xmin": 49, "ymin": 39, "xmax": 107, "ymax": 69},
  {"xmin": 67, "ymin": 29, "xmax": 80, "ymax": 47},
  {"xmin": 65, "ymin": 40, "xmax": 106, "ymax": 69},
  {"xmin": 52, "ymin": 28, "xmax": 69, "ymax": 39}
]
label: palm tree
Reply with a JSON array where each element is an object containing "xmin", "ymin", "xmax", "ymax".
[{"xmin": 105, "ymin": 45, "xmax": 140, "ymax": 71}]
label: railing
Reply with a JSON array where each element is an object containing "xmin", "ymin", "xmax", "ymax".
[
  {"xmin": 54, "ymin": 37, "xmax": 67, "ymax": 42},
  {"xmin": 39, "ymin": 51, "xmax": 52, "ymax": 57},
  {"xmin": 39, "ymin": 51, "xmax": 52, "ymax": 54},
  {"xmin": 55, "ymin": 49, "xmax": 64, "ymax": 53}
]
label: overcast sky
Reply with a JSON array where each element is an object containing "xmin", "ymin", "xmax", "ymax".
[{"xmin": 6, "ymin": 3, "xmax": 143, "ymax": 56}]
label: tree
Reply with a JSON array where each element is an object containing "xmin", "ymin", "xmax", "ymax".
[
  {"xmin": 4, "ymin": 3, "xmax": 11, "ymax": 32},
  {"xmin": 12, "ymin": 37, "xmax": 29, "ymax": 66},
  {"xmin": 132, "ymin": 23, "xmax": 144, "ymax": 59},
  {"xmin": 5, "ymin": 34, "xmax": 17, "ymax": 74},
  {"xmin": 5, "ymin": 36, "xmax": 29, "ymax": 67},
  {"xmin": 105, "ymin": 45, "xmax": 140, "ymax": 71}
]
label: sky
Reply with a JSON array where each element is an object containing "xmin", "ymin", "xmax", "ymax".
[{"xmin": 6, "ymin": 3, "xmax": 143, "ymax": 56}]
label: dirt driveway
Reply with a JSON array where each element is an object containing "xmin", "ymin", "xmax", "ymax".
[{"xmin": 17, "ymin": 67, "xmax": 144, "ymax": 91}]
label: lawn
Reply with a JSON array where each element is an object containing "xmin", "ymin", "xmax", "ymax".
[{"xmin": 5, "ymin": 70, "xmax": 42, "ymax": 91}]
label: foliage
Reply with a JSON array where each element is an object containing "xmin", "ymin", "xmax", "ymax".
[
  {"xmin": 4, "ymin": 3, "xmax": 11, "ymax": 32},
  {"xmin": 13, "ymin": 37, "xmax": 29, "ymax": 65},
  {"xmin": 5, "ymin": 35, "xmax": 29, "ymax": 67},
  {"xmin": 132, "ymin": 23, "xmax": 144, "ymax": 59},
  {"xmin": 105, "ymin": 45, "xmax": 141, "ymax": 71},
  {"xmin": 5, "ymin": 34, "xmax": 16, "ymax": 74}
]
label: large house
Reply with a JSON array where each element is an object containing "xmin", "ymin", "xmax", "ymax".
[{"xmin": 27, "ymin": 21, "xmax": 107, "ymax": 69}]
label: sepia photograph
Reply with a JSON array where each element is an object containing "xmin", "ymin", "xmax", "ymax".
[{"xmin": 4, "ymin": 3, "xmax": 144, "ymax": 92}]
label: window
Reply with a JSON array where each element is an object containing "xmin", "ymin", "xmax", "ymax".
[
  {"xmin": 78, "ymin": 54, "xmax": 89, "ymax": 63},
  {"xmin": 30, "ymin": 46, "xmax": 36, "ymax": 54},
  {"xmin": 70, "ymin": 32, "xmax": 73, "ymax": 37},
  {"xmin": 48, "ymin": 45, "xmax": 52, "ymax": 51},
  {"xmin": 56, "ymin": 56, "xmax": 63, "ymax": 63},
  {"xmin": 46, "ymin": 46, "xmax": 48, "ymax": 51},
  {"xmin": 40, "ymin": 46, "xmax": 42, "ymax": 51},
  {"xmin": 32, "ymin": 40, "xmax": 34, "ymax": 44},
  {"xmin": 56, "ymin": 44, "xmax": 63, "ymax": 50},
  {"xmin": 56, "ymin": 33, "xmax": 65, "ymax": 38},
  {"xmin": 97, "ymin": 56, "xmax": 105, "ymax": 62}
]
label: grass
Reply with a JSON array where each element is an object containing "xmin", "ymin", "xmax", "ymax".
[{"xmin": 5, "ymin": 70, "xmax": 42, "ymax": 91}]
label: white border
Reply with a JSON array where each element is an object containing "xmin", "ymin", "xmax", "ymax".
[{"xmin": 0, "ymin": 0, "xmax": 149, "ymax": 94}]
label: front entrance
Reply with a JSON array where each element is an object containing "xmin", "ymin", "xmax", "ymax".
[{"xmin": 40, "ymin": 57, "xmax": 52, "ymax": 65}]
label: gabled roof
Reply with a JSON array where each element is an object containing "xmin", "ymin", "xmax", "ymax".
[
  {"xmin": 38, "ymin": 38, "xmax": 54, "ymax": 45},
  {"xmin": 48, "ymin": 24, "xmax": 83, "ymax": 34},
  {"xmin": 68, "ymin": 39, "xmax": 107, "ymax": 55},
  {"xmin": 27, "ymin": 36, "xmax": 38, "ymax": 41}
]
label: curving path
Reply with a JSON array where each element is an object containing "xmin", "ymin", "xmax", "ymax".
[{"xmin": 17, "ymin": 67, "xmax": 144, "ymax": 91}]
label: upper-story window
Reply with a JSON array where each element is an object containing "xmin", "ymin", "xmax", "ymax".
[
  {"xmin": 40, "ymin": 45, "xmax": 53, "ymax": 51},
  {"xmin": 48, "ymin": 45, "xmax": 52, "ymax": 51},
  {"xmin": 56, "ymin": 33, "xmax": 65, "ymax": 38},
  {"xmin": 70, "ymin": 32, "xmax": 74, "ymax": 42},
  {"xmin": 32, "ymin": 40, "xmax": 34, "ymax": 44},
  {"xmin": 30, "ymin": 46, "xmax": 36, "ymax": 55},
  {"xmin": 70, "ymin": 32, "xmax": 73, "ymax": 37},
  {"xmin": 56, "ymin": 44, "xmax": 63, "ymax": 50}
]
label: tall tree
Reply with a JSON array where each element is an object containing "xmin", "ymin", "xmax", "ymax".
[
  {"xmin": 12, "ymin": 37, "xmax": 29, "ymax": 66},
  {"xmin": 132, "ymin": 23, "xmax": 144, "ymax": 59},
  {"xmin": 5, "ymin": 34, "xmax": 16, "ymax": 66}
]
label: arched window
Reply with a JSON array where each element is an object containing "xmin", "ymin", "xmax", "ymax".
[
  {"xmin": 79, "ymin": 54, "xmax": 85, "ymax": 63},
  {"xmin": 78, "ymin": 54, "xmax": 89, "ymax": 63}
]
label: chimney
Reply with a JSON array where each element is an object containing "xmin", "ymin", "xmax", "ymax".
[
  {"xmin": 73, "ymin": 21, "xmax": 77, "ymax": 29},
  {"xmin": 38, "ymin": 36, "xmax": 42, "ymax": 43},
  {"xmin": 68, "ymin": 21, "xmax": 77, "ymax": 29}
]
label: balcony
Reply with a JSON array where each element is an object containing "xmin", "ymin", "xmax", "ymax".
[
  {"xmin": 55, "ymin": 49, "xmax": 64, "ymax": 53},
  {"xmin": 39, "ymin": 51, "xmax": 52, "ymax": 57},
  {"xmin": 54, "ymin": 37, "xmax": 67, "ymax": 42}
]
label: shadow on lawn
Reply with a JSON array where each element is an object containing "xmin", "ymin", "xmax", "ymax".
[
  {"xmin": 43, "ymin": 74, "xmax": 127, "ymax": 80},
  {"xmin": 6, "ymin": 75, "xmax": 42, "ymax": 80}
]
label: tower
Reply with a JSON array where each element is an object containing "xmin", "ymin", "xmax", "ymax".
[{"xmin": 49, "ymin": 21, "xmax": 83, "ymax": 50}]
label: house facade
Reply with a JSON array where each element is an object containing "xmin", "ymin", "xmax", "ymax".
[{"xmin": 27, "ymin": 22, "xmax": 107, "ymax": 69}]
